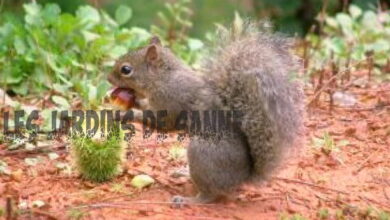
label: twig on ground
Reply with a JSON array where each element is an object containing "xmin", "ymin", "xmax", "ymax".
[
  {"xmin": 250, "ymin": 196, "xmax": 284, "ymax": 202},
  {"xmin": 0, "ymin": 143, "xmax": 67, "ymax": 157},
  {"xmin": 273, "ymin": 177, "xmax": 349, "ymax": 195},
  {"xmin": 28, "ymin": 208, "xmax": 59, "ymax": 220},
  {"xmin": 353, "ymin": 146, "xmax": 381, "ymax": 174},
  {"xmin": 308, "ymin": 61, "xmax": 365, "ymax": 107},
  {"xmin": 98, "ymin": 193, "xmax": 134, "ymax": 202},
  {"xmin": 335, "ymin": 104, "xmax": 390, "ymax": 112},
  {"xmin": 314, "ymin": 193, "xmax": 331, "ymax": 202},
  {"xmin": 67, "ymin": 201, "xmax": 224, "ymax": 220},
  {"xmin": 6, "ymin": 197, "xmax": 12, "ymax": 220},
  {"xmin": 75, "ymin": 201, "xmax": 217, "ymax": 209},
  {"xmin": 383, "ymin": 188, "xmax": 390, "ymax": 201},
  {"xmin": 359, "ymin": 195, "xmax": 390, "ymax": 210},
  {"xmin": 285, "ymin": 192, "xmax": 291, "ymax": 210}
]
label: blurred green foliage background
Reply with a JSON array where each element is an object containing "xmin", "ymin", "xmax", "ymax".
[
  {"xmin": 2, "ymin": 0, "xmax": 387, "ymax": 36},
  {"xmin": 0, "ymin": 0, "xmax": 388, "ymax": 110}
]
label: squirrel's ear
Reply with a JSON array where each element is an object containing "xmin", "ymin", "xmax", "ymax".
[
  {"xmin": 149, "ymin": 36, "xmax": 161, "ymax": 45},
  {"xmin": 145, "ymin": 45, "xmax": 159, "ymax": 63}
]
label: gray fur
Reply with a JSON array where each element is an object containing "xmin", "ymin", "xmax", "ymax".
[
  {"xmin": 205, "ymin": 21, "xmax": 304, "ymax": 179},
  {"xmin": 188, "ymin": 134, "xmax": 252, "ymax": 196},
  {"xmin": 108, "ymin": 21, "xmax": 304, "ymax": 203}
]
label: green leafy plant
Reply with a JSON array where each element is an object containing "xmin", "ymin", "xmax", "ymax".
[
  {"xmin": 359, "ymin": 206, "xmax": 390, "ymax": 220},
  {"xmin": 0, "ymin": 3, "xmax": 151, "ymax": 107},
  {"xmin": 152, "ymin": 0, "xmax": 192, "ymax": 44},
  {"xmin": 151, "ymin": 0, "xmax": 204, "ymax": 66},
  {"xmin": 306, "ymin": 5, "xmax": 390, "ymax": 79},
  {"xmin": 71, "ymin": 127, "xmax": 125, "ymax": 182},
  {"xmin": 335, "ymin": 209, "xmax": 345, "ymax": 220},
  {"xmin": 168, "ymin": 142, "xmax": 187, "ymax": 161},
  {"xmin": 318, "ymin": 208, "xmax": 330, "ymax": 219},
  {"xmin": 0, "ymin": 2, "xmax": 205, "ymax": 107},
  {"xmin": 378, "ymin": 210, "xmax": 390, "ymax": 220},
  {"xmin": 67, "ymin": 208, "xmax": 86, "ymax": 220},
  {"xmin": 312, "ymin": 132, "xmax": 349, "ymax": 155},
  {"xmin": 111, "ymin": 183, "xmax": 126, "ymax": 193},
  {"xmin": 280, "ymin": 213, "xmax": 308, "ymax": 220}
]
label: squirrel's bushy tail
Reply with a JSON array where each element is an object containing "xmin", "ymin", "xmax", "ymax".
[{"xmin": 204, "ymin": 17, "xmax": 304, "ymax": 179}]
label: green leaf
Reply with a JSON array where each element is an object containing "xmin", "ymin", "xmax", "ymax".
[
  {"xmin": 336, "ymin": 13, "xmax": 352, "ymax": 29},
  {"xmin": 351, "ymin": 44, "xmax": 365, "ymax": 60},
  {"xmin": 115, "ymin": 5, "xmax": 132, "ymax": 25},
  {"xmin": 88, "ymin": 85, "xmax": 97, "ymax": 103},
  {"xmin": 368, "ymin": 39, "xmax": 390, "ymax": 52},
  {"xmin": 12, "ymin": 84, "xmax": 28, "ymax": 96},
  {"xmin": 23, "ymin": 3, "xmax": 43, "ymax": 26},
  {"xmin": 82, "ymin": 30, "xmax": 100, "ymax": 42},
  {"xmin": 129, "ymin": 27, "xmax": 152, "ymax": 44},
  {"xmin": 56, "ymin": 14, "xmax": 78, "ymax": 35},
  {"xmin": 378, "ymin": 211, "xmax": 390, "ymax": 220},
  {"xmin": 23, "ymin": 3, "xmax": 41, "ymax": 16},
  {"xmin": 187, "ymin": 38, "xmax": 204, "ymax": 51},
  {"xmin": 101, "ymin": 11, "xmax": 118, "ymax": 27},
  {"xmin": 52, "ymin": 95, "xmax": 70, "ymax": 109},
  {"xmin": 157, "ymin": 12, "xmax": 170, "ymax": 26},
  {"xmin": 44, "ymin": 50, "xmax": 67, "ymax": 74},
  {"xmin": 76, "ymin": 5, "xmax": 100, "ymax": 26},
  {"xmin": 52, "ymin": 83, "xmax": 70, "ymax": 95},
  {"xmin": 96, "ymin": 81, "xmax": 111, "ymax": 101},
  {"xmin": 290, "ymin": 214, "xmax": 308, "ymax": 220},
  {"xmin": 169, "ymin": 145, "xmax": 187, "ymax": 160},
  {"xmin": 0, "ymin": 22, "xmax": 14, "ymax": 38},
  {"xmin": 13, "ymin": 37, "xmax": 26, "ymax": 55},
  {"xmin": 362, "ymin": 11, "xmax": 379, "ymax": 28},
  {"xmin": 42, "ymin": 3, "xmax": 61, "ymax": 24},
  {"xmin": 4, "ymin": 64, "xmax": 24, "ymax": 84},
  {"xmin": 325, "ymin": 17, "xmax": 338, "ymax": 29},
  {"xmin": 317, "ymin": 208, "xmax": 330, "ymax": 219},
  {"xmin": 108, "ymin": 45, "xmax": 127, "ymax": 59},
  {"xmin": 312, "ymin": 137, "xmax": 324, "ymax": 148},
  {"xmin": 349, "ymin": 5, "xmax": 362, "ymax": 19},
  {"xmin": 327, "ymin": 37, "xmax": 347, "ymax": 55},
  {"xmin": 233, "ymin": 12, "xmax": 244, "ymax": 38}
]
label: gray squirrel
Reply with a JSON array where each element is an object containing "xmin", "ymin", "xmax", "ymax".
[{"xmin": 108, "ymin": 21, "xmax": 304, "ymax": 204}]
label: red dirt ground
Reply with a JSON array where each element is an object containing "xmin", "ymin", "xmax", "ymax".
[{"xmin": 1, "ymin": 82, "xmax": 389, "ymax": 220}]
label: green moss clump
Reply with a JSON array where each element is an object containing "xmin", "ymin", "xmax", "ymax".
[{"xmin": 71, "ymin": 129, "xmax": 125, "ymax": 183}]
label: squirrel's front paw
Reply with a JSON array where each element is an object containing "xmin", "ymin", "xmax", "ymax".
[
  {"xmin": 171, "ymin": 193, "xmax": 218, "ymax": 208},
  {"xmin": 171, "ymin": 195, "xmax": 188, "ymax": 208}
]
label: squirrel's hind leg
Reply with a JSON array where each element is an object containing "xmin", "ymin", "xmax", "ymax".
[{"xmin": 171, "ymin": 134, "xmax": 252, "ymax": 207}]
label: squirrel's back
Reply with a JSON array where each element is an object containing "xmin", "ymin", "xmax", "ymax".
[{"xmin": 203, "ymin": 20, "xmax": 304, "ymax": 178}]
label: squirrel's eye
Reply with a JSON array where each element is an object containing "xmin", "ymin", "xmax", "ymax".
[{"xmin": 120, "ymin": 65, "xmax": 133, "ymax": 76}]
